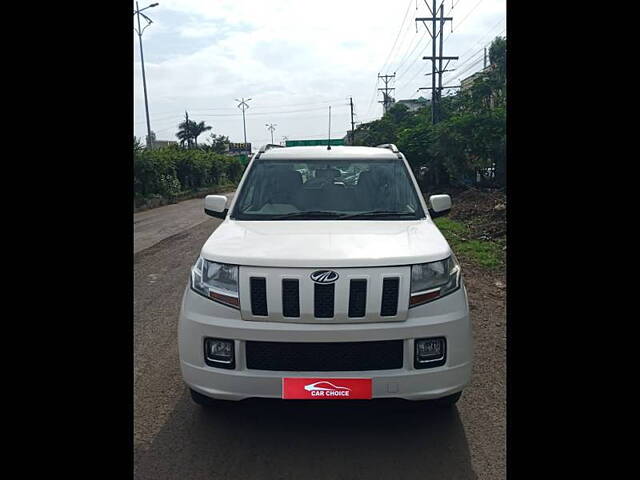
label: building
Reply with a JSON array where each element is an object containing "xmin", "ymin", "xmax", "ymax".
[
  {"xmin": 460, "ymin": 64, "xmax": 496, "ymax": 92},
  {"xmin": 395, "ymin": 97, "xmax": 430, "ymax": 112},
  {"xmin": 152, "ymin": 140, "xmax": 178, "ymax": 148}
]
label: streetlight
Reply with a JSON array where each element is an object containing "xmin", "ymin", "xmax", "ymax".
[
  {"xmin": 265, "ymin": 123, "xmax": 277, "ymax": 145},
  {"xmin": 133, "ymin": 2, "xmax": 159, "ymax": 148},
  {"xmin": 235, "ymin": 97, "xmax": 251, "ymax": 145}
]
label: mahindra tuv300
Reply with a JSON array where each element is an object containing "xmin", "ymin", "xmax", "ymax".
[{"xmin": 178, "ymin": 144, "xmax": 472, "ymax": 407}]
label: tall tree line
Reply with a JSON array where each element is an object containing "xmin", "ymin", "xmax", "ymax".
[{"xmin": 354, "ymin": 36, "xmax": 506, "ymax": 189}]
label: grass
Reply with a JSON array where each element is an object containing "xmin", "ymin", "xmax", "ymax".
[{"xmin": 434, "ymin": 217, "xmax": 504, "ymax": 270}]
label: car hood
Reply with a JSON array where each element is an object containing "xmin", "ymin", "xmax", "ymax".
[{"xmin": 200, "ymin": 219, "xmax": 452, "ymax": 268}]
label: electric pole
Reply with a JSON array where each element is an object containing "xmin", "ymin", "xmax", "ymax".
[
  {"xmin": 416, "ymin": 0, "xmax": 457, "ymax": 124},
  {"xmin": 377, "ymin": 73, "xmax": 396, "ymax": 115},
  {"xmin": 349, "ymin": 97, "xmax": 356, "ymax": 145},
  {"xmin": 235, "ymin": 97, "xmax": 251, "ymax": 145},
  {"xmin": 265, "ymin": 123, "xmax": 276, "ymax": 144},
  {"xmin": 484, "ymin": 47, "xmax": 487, "ymax": 68},
  {"xmin": 133, "ymin": 2, "xmax": 159, "ymax": 149}
]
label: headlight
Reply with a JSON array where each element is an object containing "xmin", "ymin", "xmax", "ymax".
[
  {"xmin": 191, "ymin": 257, "xmax": 240, "ymax": 309},
  {"xmin": 409, "ymin": 255, "xmax": 461, "ymax": 307}
]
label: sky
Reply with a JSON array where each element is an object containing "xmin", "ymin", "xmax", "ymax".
[{"xmin": 134, "ymin": 0, "xmax": 506, "ymax": 151}]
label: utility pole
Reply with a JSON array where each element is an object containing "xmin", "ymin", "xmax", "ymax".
[
  {"xmin": 377, "ymin": 73, "xmax": 396, "ymax": 115},
  {"xmin": 484, "ymin": 47, "xmax": 487, "ymax": 68},
  {"xmin": 416, "ymin": 0, "xmax": 457, "ymax": 124},
  {"xmin": 133, "ymin": 2, "xmax": 159, "ymax": 149},
  {"xmin": 235, "ymin": 97, "xmax": 251, "ymax": 145},
  {"xmin": 265, "ymin": 123, "xmax": 276, "ymax": 144},
  {"xmin": 349, "ymin": 97, "xmax": 356, "ymax": 145}
]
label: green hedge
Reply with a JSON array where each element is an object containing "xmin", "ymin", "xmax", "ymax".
[{"xmin": 134, "ymin": 144, "xmax": 244, "ymax": 199}]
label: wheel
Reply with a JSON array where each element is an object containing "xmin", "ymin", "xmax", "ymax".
[
  {"xmin": 430, "ymin": 391, "xmax": 462, "ymax": 408},
  {"xmin": 190, "ymin": 388, "xmax": 218, "ymax": 407}
]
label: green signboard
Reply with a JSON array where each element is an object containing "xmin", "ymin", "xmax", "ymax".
[
  {"xmin": 285, "ymin": 139, "xmax": 344, "ymax": 147},
  {"xmin": 232, "ymin": 154, "xmax": 250, "ymax": 165}
]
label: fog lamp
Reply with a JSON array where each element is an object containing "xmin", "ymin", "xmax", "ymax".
[
  {"xmin": 204, "ymin": 338, "xmax": 235, "ymax": 369},
  {"xmin": 414, "ymin": 337, "xmax": 446, "ymax": 369}
]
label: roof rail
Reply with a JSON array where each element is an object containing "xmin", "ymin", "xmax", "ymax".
[
  {"xmin": 258, "ymin": 144, "xmax": 284, "ymax": 154},
  {"xmin": 255, "ymin": 143, "xmax": 284, "ymax": 159},
  {"xmin": 376, "ymin": 143, "xmax": 399, "ymax": 153}
]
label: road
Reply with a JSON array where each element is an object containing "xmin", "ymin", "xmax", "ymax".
[
  {"xmin": 133, "ymin": 195, "xmax": 506, "ymax": 480},
  {"xmin": 133, "ymin": 193, "xmax": 234, "ymax": 253}
]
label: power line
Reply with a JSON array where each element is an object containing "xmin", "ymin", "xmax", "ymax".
[
  {"xmin": 395, "ymin": 33, "xmax": 432, "ymax": 80},
  {"xmin": 379, "ymin": 0, "xmax": 415, "ymax": 74},
  {"xmin": 448, "ymin": 0, "xmax": 485, "ymax": 36},
  {"xmin": 194, "ymin": 105, "xmax": 349, "ymax": 117},
  {"xmin": 366, "ymin": 76, "xmax": 380, "ymax": 116},
  {"xmin": 443, "ymin": 27, "xmax": 505, "ymax": 85}
]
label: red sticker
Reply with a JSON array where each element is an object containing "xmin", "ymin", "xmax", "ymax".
[{"xmin": 282, "ymin": 378, "xmax": 372, "ymax": 399}]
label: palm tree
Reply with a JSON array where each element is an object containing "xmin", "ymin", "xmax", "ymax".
[
  {"xmin": 176, "ymin": 119, "xmax": 195, "ymax": 148},
  {"xmin": 192, "ymin": 121, "xmax": 212, "ymax": 147}
]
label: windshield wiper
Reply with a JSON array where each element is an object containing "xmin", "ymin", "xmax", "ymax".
[
  {"xmin": 268, "ymin": 210, "xmax": 346, "ymax": 219},
  {"xmin": 339, "ymin": 210, "xmax": 417, "ymax": 219}
]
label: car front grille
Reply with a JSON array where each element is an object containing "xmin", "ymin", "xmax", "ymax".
[
  {"xmin": 314, "ymin": 283, "xmax": 335, "ymax": 318},
  {"xmin": 348, "ymin": 279, "xmax": 367, "ymax": 317},
  {"xmin": 281, "ymin": 279, "xmax": 300, "ymax": 318},
  {"xmin": 250, "ymin": 277, "xmax": 268, "ymax": 316},
  {"xmin": 245, "ymin": 340, "xmax": 404, "ymax": 371},
  {"xmin": 380, "ymin": 278, "xmax": 400, "ymax": 316},
  {"xmin": 239, "ymin": 266, "xmax": 409, "ymax": 323}
]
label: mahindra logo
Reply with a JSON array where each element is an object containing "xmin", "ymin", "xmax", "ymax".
[{"xmin": 310, "ymin": 270, "xmax": 339, "ymax": 284}]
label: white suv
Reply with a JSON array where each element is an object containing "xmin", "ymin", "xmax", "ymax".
[{"xmin": 178, "ymin": 144, "xmax": 472, "ymax": 407}]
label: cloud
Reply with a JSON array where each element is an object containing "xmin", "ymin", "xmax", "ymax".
[{"xmin": 134, "ymin": 0, "xmax": 506, "ymax": 148}]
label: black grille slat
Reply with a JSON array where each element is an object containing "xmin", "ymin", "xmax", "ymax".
[
  {"xmin": 282, "ymin": 279, "xmax": 300, "ymax": 318},
  {"xmin": 348, "ymin": 279, "xmax": 367, "ymax": 317},
  {"xmin": 246, "ymin": 340, "xmax": 403, "ymax": 371},
  {"xmin": 380, "ymin": 278, "xmax": 399, "ymax": 316},
  {"xmin": 250, "ymin": 277, "xmax": 268, "ymax": 316},
  {"xmin": 314, "ymin": 283, "xmax": 335, "ymax": 318}
]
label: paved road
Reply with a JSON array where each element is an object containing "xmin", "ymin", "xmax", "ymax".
[
  {"xmin": 133, "ymin": 193, "xmax": 234, "ymax": 253},
  {"xmin": 134, "ymin": 197, "xmax": 505, "ymax": 480}
]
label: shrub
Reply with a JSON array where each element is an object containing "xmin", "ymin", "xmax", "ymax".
[{"xmin": 134, "ymin": 145, "xmax": 239, "ymax": 199}]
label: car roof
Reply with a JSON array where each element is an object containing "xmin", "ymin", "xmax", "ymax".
[{"xmin": 258, "ymin": 145, "xmax": 400, "ymax": 161}]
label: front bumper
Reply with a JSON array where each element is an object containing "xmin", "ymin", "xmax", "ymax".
[{"xmin": 178, "ymin": 284, "xmax": 473, "ymax": 401}]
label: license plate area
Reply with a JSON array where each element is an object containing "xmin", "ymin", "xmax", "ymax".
[{"xmin": 282, "ymin": 378, "xmax": 372, "ymax": 399}]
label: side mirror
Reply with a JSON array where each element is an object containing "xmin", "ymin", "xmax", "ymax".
[
  {"xmin": 204, "ymin": 195, "xmax": 228, "ymax": 219},
  {"xmin": 428, "ymin": 194, "xmax": 452, "ymax": 218}
]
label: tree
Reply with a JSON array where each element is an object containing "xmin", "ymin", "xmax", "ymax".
[
  {"xmin": 176, "ymin": 119, "xmax": 195, "ymax": 148},
  {"xmin": 134, "ymin": 136, "xmax": 144, "ymax": 154},
  {"xmin": 352, "ymin": 35, "xmax": 506, "ymax": 188},
  {"xmin": 192, "ymin": 121, "xmax": 212, "ymax": 147},
  {"xmin": 206, "ymin": 133, "xmax": 229, "ymax": 154}
]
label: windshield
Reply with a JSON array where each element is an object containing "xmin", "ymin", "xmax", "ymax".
[{"xmin": 231, "ymin": 159, "xmax": 425, "ymax": 220}]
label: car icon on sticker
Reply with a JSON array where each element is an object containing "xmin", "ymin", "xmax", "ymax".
[{"xmin": 303, "ymin": 381, "xmax": 351, "ymax": 392}]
